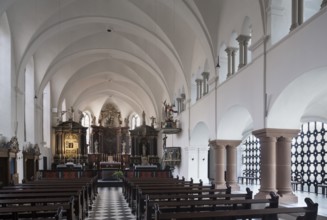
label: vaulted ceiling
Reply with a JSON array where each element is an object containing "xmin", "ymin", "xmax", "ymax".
[{"xmin": 1, "ymin": 0, "xmax": 226, "ymax": 122}]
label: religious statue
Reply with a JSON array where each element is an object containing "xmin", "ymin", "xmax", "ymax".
[
  {"xmin": 142, "ymin": 143, "xmax": 147, "ymax": 156},
  {"xmin": 78, "ymin": 110, "xmax": 84, "ymax": 124},
  {"xmin": 69, "ymin": 106, "xmax": 74, "ymax": 120},
  {"xmin": 163, "ymin": 100, "xmax": 177, "ymax": 122},
  {"xmin": 124, "ymin": 117, "xmax": 129, "ymax": 127},
  {"xmin": 34, "ymin": 144, "xmax": 40, "ymax": 155},
  {"xmin": 162, "ymin": 134, "xmax": 167, "ymax": 150},
  {"xmin": 91, "ymin": 115, "xmax": 96, "ymax": 125},
  {"xmin": 122, "ymin": 141, "xmax": 126, "ymax": 154},
  {"xmin": 7, "ymin": 136, "xmax": 19, "ymax": 151},
  {"xmin": 150, "ymin": 116, "xmax": 156, "ymax": 127},
  {"xmin": 94, "ymin": 140, "xmax": 99, "ymax": 153},
  {"xmin": 118, "ymin": 112, "xmax": 122, "ymax": 125}
]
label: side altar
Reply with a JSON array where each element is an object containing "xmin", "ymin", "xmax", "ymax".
[
  {"xmin": 129, "ymin": 111, "xmax": 160, "ymax": 167},
  {"xmin": 52, "ymin": 119, "xmax": 88, "ymax": 167}
]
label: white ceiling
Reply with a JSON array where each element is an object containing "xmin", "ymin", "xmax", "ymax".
[{"xmin": 1, "ymin": 0, "xmax": 225, "ymax": 122}]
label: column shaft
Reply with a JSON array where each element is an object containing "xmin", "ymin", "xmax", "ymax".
[
  {"xmin": 298, "ymin": 0, "xmax": 303, "ymax": 25},
  {"xmin": 209, "ymin": 141, "xmax": 226, "ymax": 189},
  {"xmin": 231, "ymin": 49, "xmax": 236, "ymax": 75},
  {"xmin": 243, "ymin": 37, "xmax": 250, "ymax": 65},
  {"xmin": 225, "ymin": 48, "xmax": 232, "ymax": 78},
  {"xmin": 238, "ymin": 40, "xmax": 244, "ymax": 69},
  {"xmin": 226, "ymin": 144, "xmax": 240, "ymax": 190},
  {"xmin": 276, "ymin": 136, "xmax": 298, "ymax": 202},
  {"xmin": 290, "ymin": 0, "xmax": 299, "ymax": 31}
]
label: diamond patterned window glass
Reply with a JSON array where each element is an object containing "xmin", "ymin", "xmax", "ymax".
[
  {"xmin": 241, "ymin": 135, "xmax": 260, "ymax": 180},
  {"xmin": 291, "ymin": 121, "xmax": 327, "ymax": 193}
]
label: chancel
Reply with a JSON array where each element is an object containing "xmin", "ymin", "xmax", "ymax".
[{"xmin": 0, "ymin": 0, "xmax": 327, "ymax": 219}]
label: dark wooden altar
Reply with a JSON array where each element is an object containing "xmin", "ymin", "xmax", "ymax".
[
  {"xmin": 129, "ymin": 112, "xmax": 159, "ymax": 166},
  {"xmin": 89, "ymin": 125, "xmax": 130, "ymax": 169}
]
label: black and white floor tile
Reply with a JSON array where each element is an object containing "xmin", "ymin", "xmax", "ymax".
[
  {"xmin": 86, "ymin": 187, "xmax": 136, "ymax": 220},
  {"xmin": 86, "ymin": 185, "xmax": 327, "ymax": 220}
]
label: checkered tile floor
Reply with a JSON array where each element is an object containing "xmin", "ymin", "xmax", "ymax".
[{"xmin": 86, "ymin": 187, "xmax": 136, "ymax": 220}]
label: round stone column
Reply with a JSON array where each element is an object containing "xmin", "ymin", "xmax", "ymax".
[
  {"xmin": 209, "ymin": 140, "xmax": 226, "ymax": 189},
  {"xmin": 253, "ymin": 129, "xmax": 277, "ymax": 198},
  {"xmin": 226, "ymin": 143, "xmax": 240, "ymax": 190},
  {"xmin": 276, "ymin": 135, "xmax": 299, "ymax": 202},
  {"xmin": 225, "ymin": 48, "xmax": 232, "ymax": 78},
  {"xmin": 290, "ymin": 0, "xmax": 299, "ymax": 31}
]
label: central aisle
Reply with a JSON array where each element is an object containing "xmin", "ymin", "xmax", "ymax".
[{"xmin": 86, "ymin": 187, "xmax": 136, "ymax": 220}]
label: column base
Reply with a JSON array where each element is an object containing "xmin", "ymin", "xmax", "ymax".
[
  {"xmin": 254, "ymin": 189, "xmax": 277, "ymax": 199},
  {"xmin": 227, "ymin": 182, "xmax": 240, "ymax": 191},
  {"xmin": 278, "ymin": 192, "xmax": 298, "ymax": 203},
  {"xmin": 214, "ymin": 182, "xmax": 227, "ymax": 189}
]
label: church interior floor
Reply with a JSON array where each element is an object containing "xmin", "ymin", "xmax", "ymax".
[
  {"xmin": 86, "ymin": 187, "xmax": 136, "ymax": 220},
  {"xmin": 239, "ymin": 184, "xmax": 327, "ymax": 220},
  {"xmin": 87, "ymin": 185, "xmax": 327, "ymax": 220}
]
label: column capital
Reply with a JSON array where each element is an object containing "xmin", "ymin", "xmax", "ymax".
[
  {"xmin": 201, "ymin": 71, "xmax": 209, "ymax": 78},
  {"xmin": 252, "ymin": 128, "xmax": 300, "ymax": 139},
  {"xmin": 209, "ymin": 139, "xmax": 241, "ymax": 148},
  {"xmin": 225, "ymin": 46, "xmax": 238, "ymax": 53},
  {"xmin": 195, "ymin": 78, "xmax": 203, "ymax": 84},
  {"xmin": 236, "ymin": 35, "xmax": 251, "ymax": 44}
]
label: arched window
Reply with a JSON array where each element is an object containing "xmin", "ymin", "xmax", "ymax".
[
  {"xmin": 131, "ymin": 114, "xmax": 140, "ymax": 129},
  {"xmin": 25, "ymin": 58, "xmax": 35, "ymax": 143},
  {"xmin": 43, "ymin": 82, "xmax": 51, "ymax": 148},
  {"xmin": 0, "ymin": 13, "xmax": 12, "ymax": 136},
  {"xmin": 81, "ymin": 112, "xmax": 90, "ymax": 152},
  {"xmin": 61, "ymin": 99, "xmax": 67, "ymax": 122}
]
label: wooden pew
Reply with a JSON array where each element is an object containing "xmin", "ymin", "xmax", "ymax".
[
  {"xmin": 32, "ymin": 176, "xmax": 98, "ymax": 202},
  {"xmin": 0, "ymin": 197, "xmax": 74, "ymax": 220},
  {"xmin": 125, "ymin": 177, "xmax": 197, "ymax": 207},
  {"xmin": 123, "ymin": 176, "xmax": 190, "ymax": 202},
  {"xmin": 0, "ymin": 192, "xmax": 83, "ymax": 220},
  {"xmin": 4, "ymin": 182, "xmax": 93, "ymax": 209},
  {"xmin": 145, "ymin": 191, "xmax": 278, "ymax": 220},
  {"xmin": 136, "ymin": 186, "xmax": 232, "ymax": 220},
  {"xmin": 154, "ymin": 197, "xmax": 318, "ymax": 220},
  {"xmin": 132, "ymin": 179, "xmax": 210, "ymax": 207}
]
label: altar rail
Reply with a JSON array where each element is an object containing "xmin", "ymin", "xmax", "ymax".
[
  {"xmin": 40, "ymin": 170, "xmax": 98, "ymax": 179},
  {"xmin": 125, "ymin": 168, "xmax": 172, "ymax": 178}
]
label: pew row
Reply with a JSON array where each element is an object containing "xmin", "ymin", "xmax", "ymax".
[
  {"xmin": 154, "ymin": 197, "xmax": 318, "ymax": 220},
  {"xmin": 135, "ymin": 186, "xmax": 232, "ymax": 220},
  {"xmin": 0, "ymin": 197, "xmax": 74, "ymax": 220}
]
